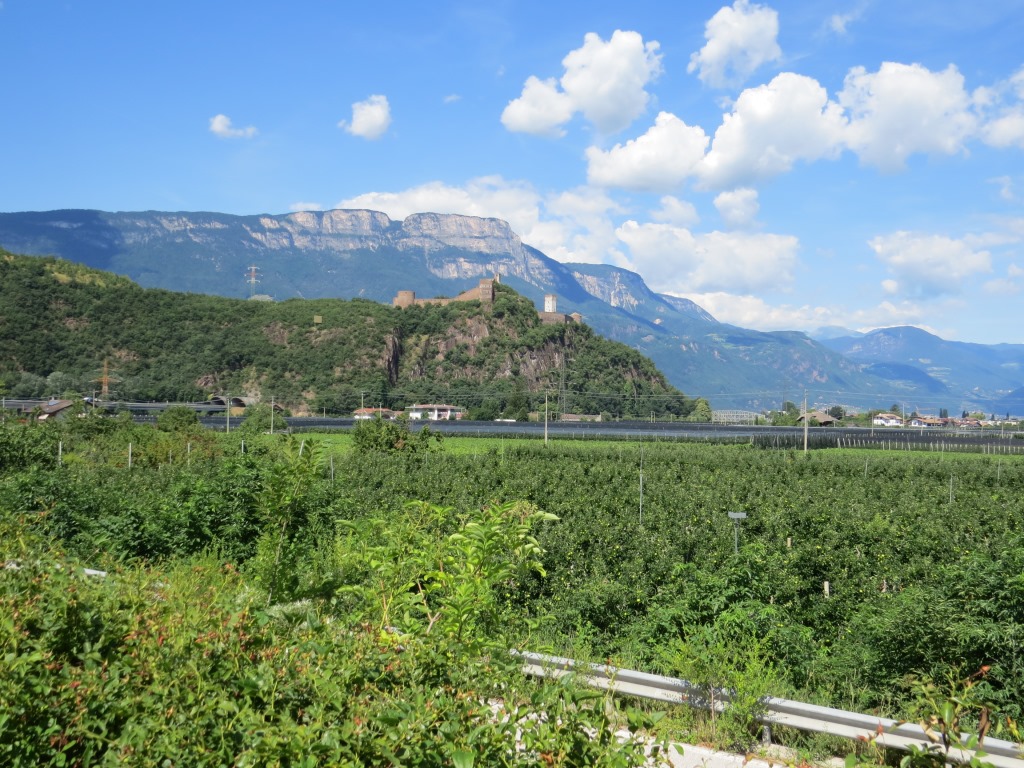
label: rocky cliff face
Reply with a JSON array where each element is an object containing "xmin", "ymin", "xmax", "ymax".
[
  {"xmin": 395, "ymin": 213, "xmax": 551, "ymax": 285},
  {"xmin": 571, "ymin": 269, "xmax": 643, "ymax": 312},
  {"xmin": 399, "ymin": 213, "xmax": 522, "ymax": 255}
]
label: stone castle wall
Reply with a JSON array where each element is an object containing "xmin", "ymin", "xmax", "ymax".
[{"xmin": 393, "ymin": 278, "xmax": 576, "ymax": 324}]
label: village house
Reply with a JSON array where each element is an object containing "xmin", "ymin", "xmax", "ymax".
[
  {"xmin": 352, "ymin": 407, "xmax": 398, "ymax": 420},
  {"xmin": 872, "ymin": 412, "xmax": 904, "ymax": 427},
  {"xmin": 908, "ymin": 416, "xmax": 947, "ymax": 428},
  {"xmin": 406, "ymin": 404, "xmax": 465, "ymax": 420},
  {"xmin": 796, "ymin": 410, "xmax": 840, "ymax": 426},
  {"xmin": 34, "ymin": 398, "xmax": 80, "ymax": 421}
]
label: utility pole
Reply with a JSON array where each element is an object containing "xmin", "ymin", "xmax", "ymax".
[
  {"xmin": 728, "ymin": 511, "xmax": 747, "ymax": 554},
  {"xmin": 544, "ymin": 392, "xmax": 548, "ymax": 446},
  {"xmin": 559, "ymin": 355, "xmax": 567, "ymax": 417},
  {"xmin": 639, "ymin": 444, "xmax": 644, "ymax": 525},
  {"xmin": 803, "ymin": 390, "xmax": 809, "ymax": 453}
]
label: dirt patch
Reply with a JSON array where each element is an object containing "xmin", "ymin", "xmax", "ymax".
[{"xmin": 262, "ymin": 322, "xmax": 291, "ymax": 346}]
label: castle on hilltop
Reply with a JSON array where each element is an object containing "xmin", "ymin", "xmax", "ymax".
[{"xmin": 392, "ymin": 276, "xmax": 581, "ymax": 325}]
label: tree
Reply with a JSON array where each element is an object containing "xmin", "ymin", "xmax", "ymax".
[
  {"xmin": 468, "ymin": 399, "xmax": 501, "ymax": 421},
  {"xmin": 11, "ymin": 373, "xmax": 46, "ymax": 398},
  {"xmin": 770, "ymin": 401, "xmax": 800, "ymax": 426},
  {"xmin": 827, "ymin": 405, "xmax": 845, "ymax": 420},
  {"xmin": 502, "ymin": 378, "xmax": 529, "ymax": 421},
  {"xmin": 351, "ymin": 415, "xmax": 441, "ymax": 453},
  {"xmin": 238, "ymin": 403, "xmax": 277, "ymax": 435},
  {"xmin": 692, "ymin": 398, "xmax": 713, "ymax": 422},
  {"xmin": 157, "ymin": 405, "xmax": 200, "ymax": 433}
]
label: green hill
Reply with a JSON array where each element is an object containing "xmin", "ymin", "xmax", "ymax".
[{"xmin": 0, "ymin": 251, "xmax": 692, "ymax": 418}]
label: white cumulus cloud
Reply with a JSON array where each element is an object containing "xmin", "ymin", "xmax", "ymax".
[
  {"xmin": 585, "ymin": 112, "xmax": 709, "ymax": 191},
  {"xmin": 699, "ymin": 72, "xmax": 847, "ymax": 188},
  {"xmin": 501, "ymin": 30, "xmax": 662, "ymax": 136},
  {"xmin": 652, "ymin": 196, "xmax": 700, "ymax": 227},
  {"xmin": 523, "ymin": 186, "xmax": 625, "ymax": 264},
  {"xmin": 989, "ymin": 175, "xmax": 1016, "ymax": 201},
  {"xmin": 839, "ymin": 63, "xmax": 977, "ymax": 171},
  {"xmin": 339, "ymin": 94, "xmax": 392, "ymax": 140},
  {"xmin": 869, "ymin": 231, "xmax": 992, "ymax": 297},
  {"xmin": 714, "ymin": 187, "xmax": 759, "ymax": 228},
  {"xmin": 983, "ymin": 263, "xmax": 1024, "ymax": 295},
  {"xmin": 289, "ymin": 202, "xmax": 324, "ymax": 212},
  {"xmin": 983, "ymin": 112, "xmax": 1024, "ymax": 148},
  {"xmin": 828, "ymin": 2, "xmax": 867, "ymax": 36},
  {"xmin": 499, "ymin": 77, "xmax": 575, "ymax": 137},
  {"xmin": 209, "ymin": 114, "xmax": 257, "ymax": 139},
  {"xmin": 688, "ymin": 0, "xmax": 782, "ymax": 89},
  {"xmin": 979, "ymin": 68, "xmax": 1024, "ymax": 149},
  {"xmin": 984, "ymin": 277, "xmax": 1023, "ymax": 295},
  {"xmin": 615, "ymin": 220, "xmax": 798, "ymax": 293},
  {"xmin": 671, "ymin": 293, "xmax": 927, "ymax": 335}
]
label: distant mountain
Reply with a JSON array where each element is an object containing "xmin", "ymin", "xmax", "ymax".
[
  {"xmin": 993, "ymin": 385, "xmax": 1024, "ymax": 418},
  {"xmin": 821, "ymin": 326, "xmax": 1024, "ymax": 410},
  {"xmin": 566, "ymin": 262, "xmax": 717, "ymax": 324},
  {"xmin": 810, "ymin": 326, "xmax": 864, "ymax": 341},
  {"xmin": 0, "ymin": 207, "xmax": 1014, "ymax": 411}
]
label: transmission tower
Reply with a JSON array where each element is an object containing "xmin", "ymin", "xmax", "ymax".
[
  {"xmin": 93, "ymin": 359, "xmax": 120, "ymax": 399},
  {"xmin": 245, "ymin": 265, "xmax": 260, "ymax": 298}
]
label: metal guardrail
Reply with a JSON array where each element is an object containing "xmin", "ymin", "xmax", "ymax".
[
  {"xmin": 515, "ymin": 651, "xmax": 1024, "ymax": 768},
  {"xmin": 5, "ymin": 554, "xmax": 1019, "ymax": 764},
  {"xmin": 4, "ymin": 560, "xmax": 108, "ymax": 578}
]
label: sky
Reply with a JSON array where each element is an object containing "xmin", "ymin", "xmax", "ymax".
[{"xmin": 3, "ymin": 1, "xmax": 1024, "ymax": 344}]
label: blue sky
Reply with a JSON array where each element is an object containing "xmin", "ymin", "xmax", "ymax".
[{"xmin": 3, "ymin": 1, "xmax": 1024, "ymax": 344}]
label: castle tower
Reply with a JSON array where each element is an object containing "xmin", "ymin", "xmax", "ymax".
[{"xmin": 544, "ymin": 294, "xmax": 557, "ymax": 313}]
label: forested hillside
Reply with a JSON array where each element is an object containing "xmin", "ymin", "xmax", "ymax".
[{"xmin": 0, "ymin": 251, "xmax": 692, "ymax": 417}]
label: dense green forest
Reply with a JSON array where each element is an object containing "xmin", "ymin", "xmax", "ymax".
[
  {"xmin": 2, "ymin": 413, "xmax": 1022, "ymax": 764},
  {"xmin": 0, "ymin": 250, "xmax": 692, "ymax": 419}
]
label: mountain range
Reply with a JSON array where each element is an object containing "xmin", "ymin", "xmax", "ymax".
[{"xmin": 2, "ymin": 207, "xmax": 1023, "ymax": 414}]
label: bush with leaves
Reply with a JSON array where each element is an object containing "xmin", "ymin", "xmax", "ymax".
[
  {"xmin": 0, "ymin": 497, "xmax": 669, "ymax": 766},
  {"xmin": 661, "ymin": 605, "xmax": 781, "ymax": 752},
  {"xmin": 351, "ymin": 415, "xmax": 441, "ymax": 454},
  {"xmin": 155, "ymin": 405, "xmax": 201, "ymax": 433}
]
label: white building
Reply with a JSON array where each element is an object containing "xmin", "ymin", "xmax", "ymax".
[
  {"xmin": 406, "ymin": 404, "xmax": 465, "ymax": 420},
  {"xmin": 872, "ymin": 412, "xmax": 904, "ymax": 427}
]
